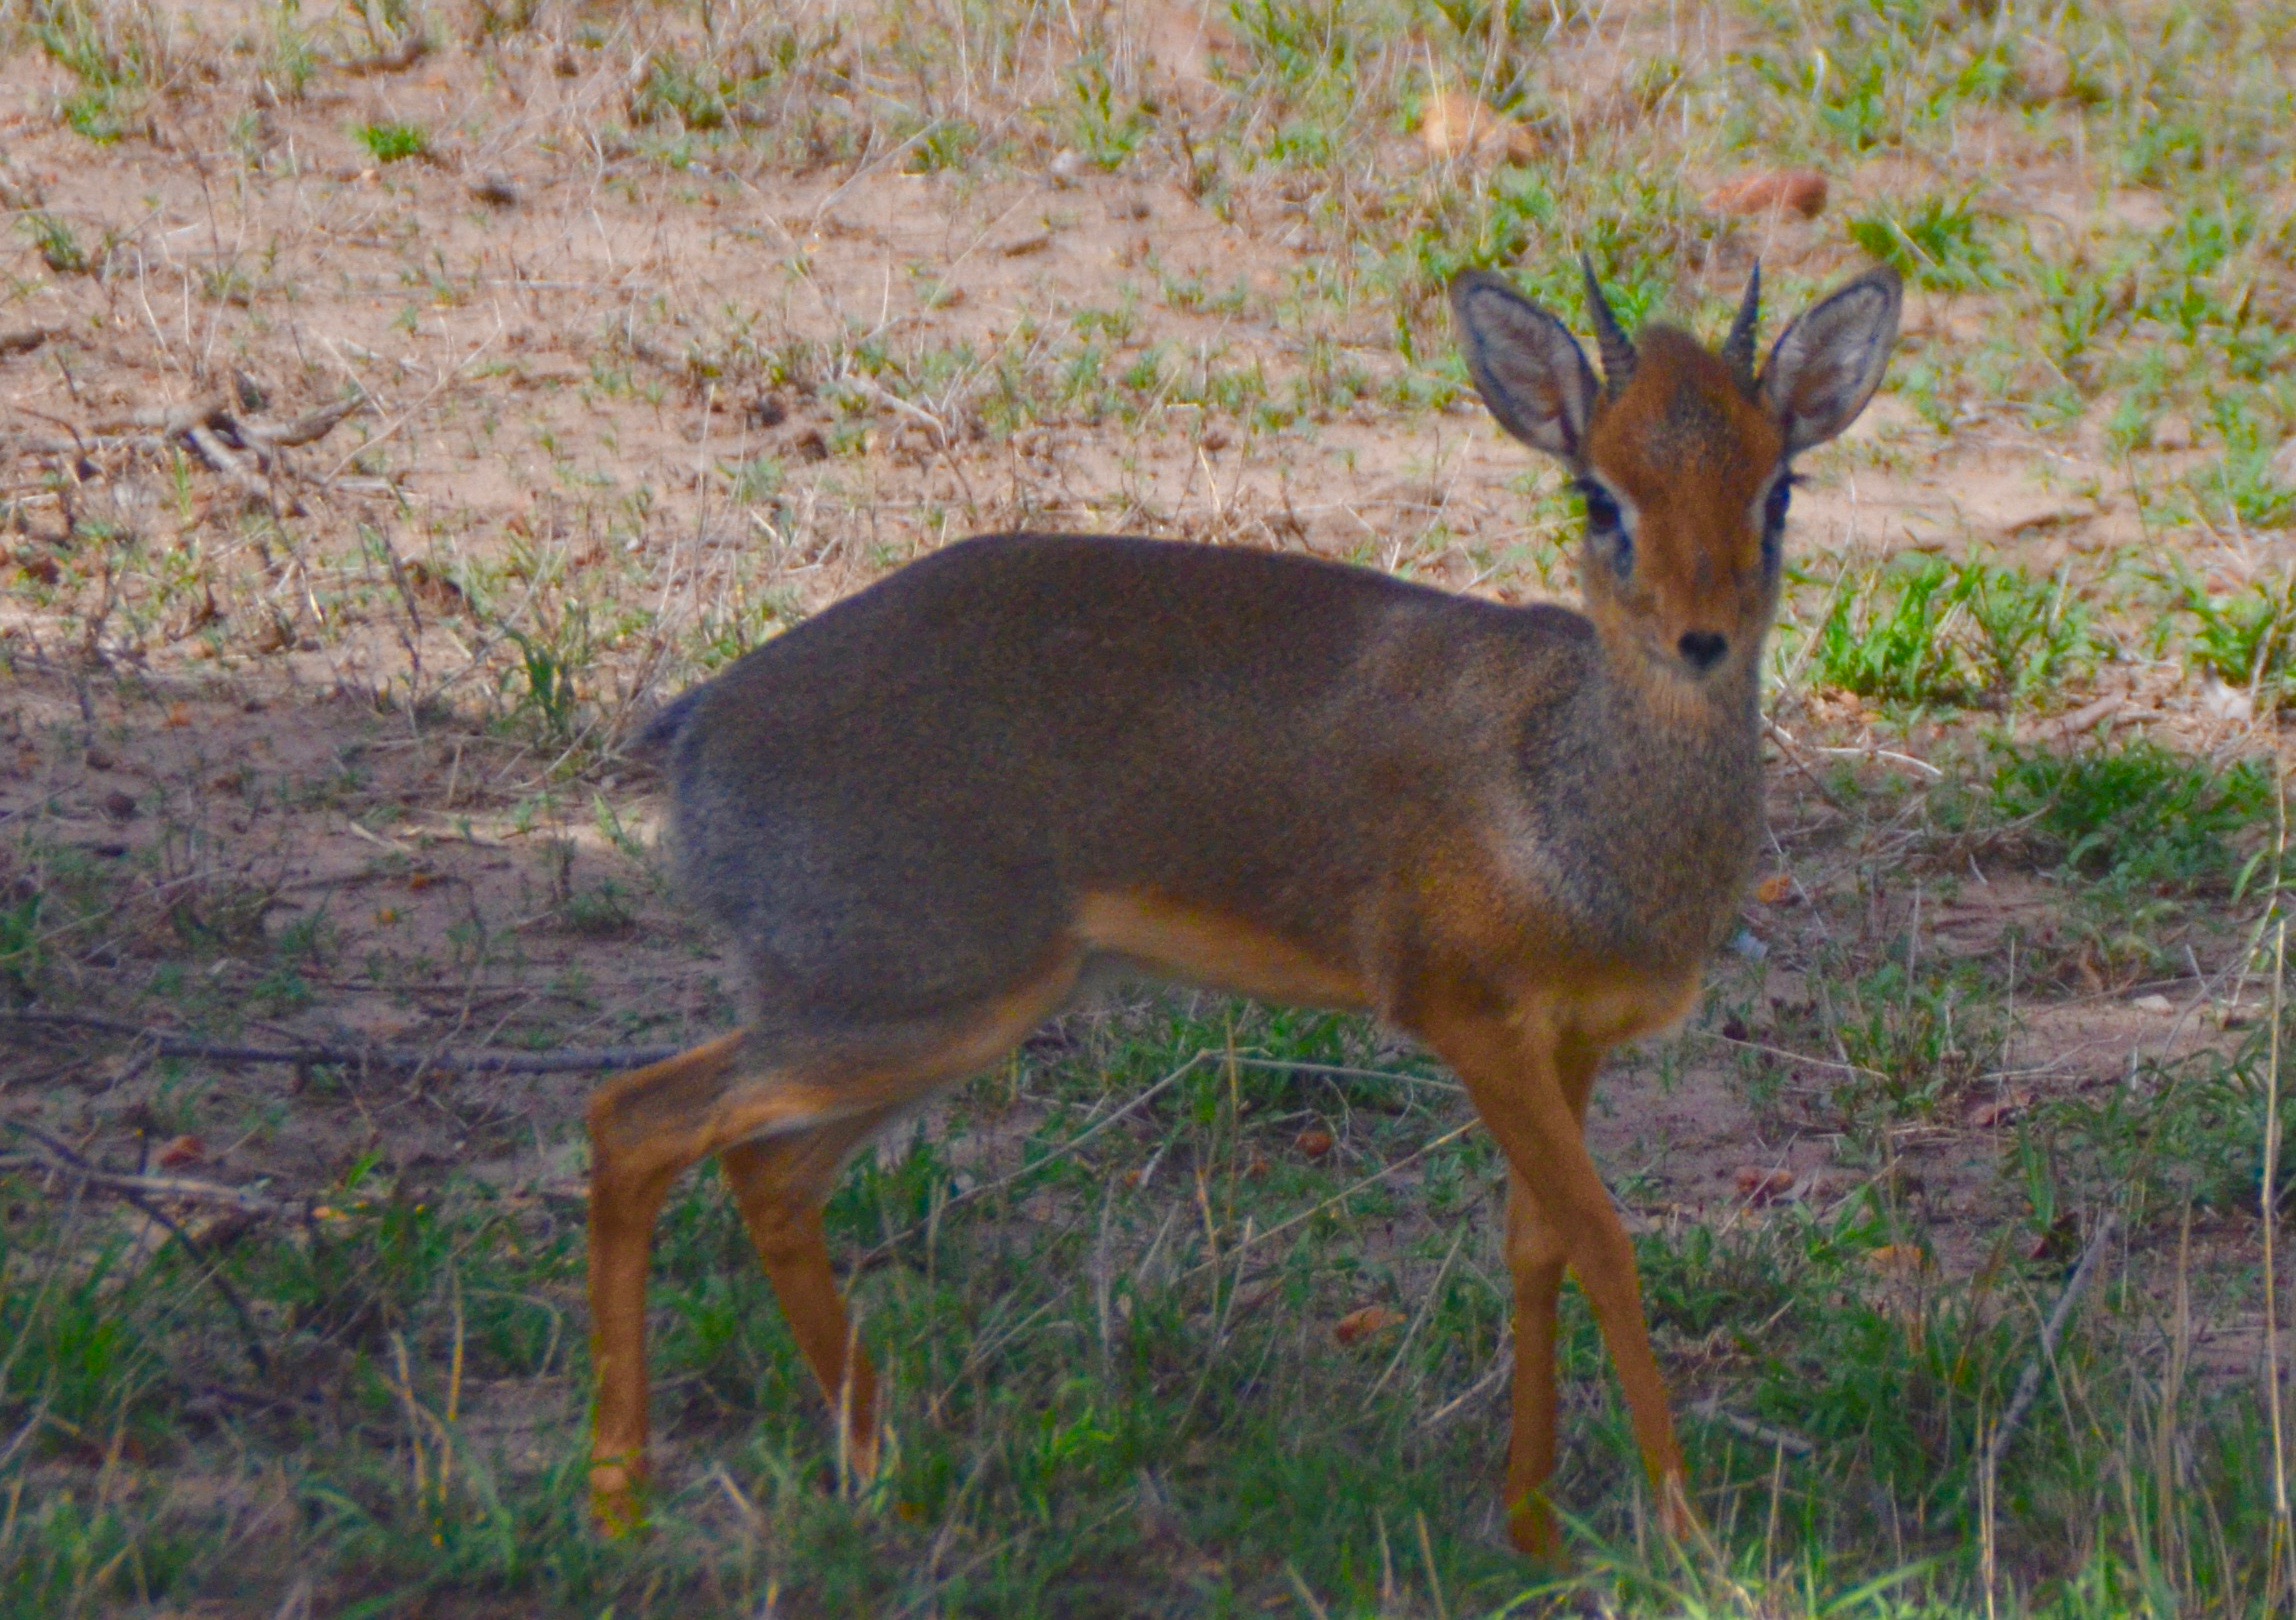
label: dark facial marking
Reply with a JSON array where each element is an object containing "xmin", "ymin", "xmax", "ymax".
[
  {"xmin": 1575, "ymin": 476, "xmax": 1632, "ymax": 580},
  {"xmin": 1761, "ymin": 474, "xmax": 1798, "ymax": 570}
]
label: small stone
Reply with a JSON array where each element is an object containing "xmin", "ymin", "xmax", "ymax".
[
  {"xmin": 2129, "ymin": 993, "xmax": 2175, "ymax": 1015},
  {"xmin": 84, "ymin": 746, "xmax": 115, "ymax": 770},
  {"xmin": 2198, "ymin": 677, "xmax": 2252, "ymax": 724},
  {"xmin": 2012, "ymin": 37, "xmax": 2073, "ymax": 103},
  {"xmin": 1866, "ymin": 1244, "xmax": 1933, "ymax": 1279},
  {"xmin": 1706, "ymin": 170, "xmax": 1829, "ymax": 220},
  {"xmin": 1732, "ymin": 1167, "xmax": 1796, "ymax": 1205},
  {"xmin": 101, "ymin": 789, "xmax": 137, "ymax": 820},
  {"xmin": 1419, "ymin": 90, "xmax": 1535, "ymax": 166},
  {"xmin": 1333, "ymin": 1305, "xmax": 1406, "ymax": 1346}
]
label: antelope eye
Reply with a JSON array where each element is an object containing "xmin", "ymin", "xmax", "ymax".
[
  {"xmin": 1760, "ymin": 475, "xmax": 1798, "ymax": 567},
  {"xmin": 1576, "ymin": 478, "xmax": 1633, "ymax": 577}
]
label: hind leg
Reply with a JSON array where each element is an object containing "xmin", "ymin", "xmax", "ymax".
[
  {"xmin": 588, "ymin": 1034, "xmax": 748, "ymax": 1534},
  {"xmin": 719, "ymin": 1115, "xmax": 891, "ymax": 1485},
  {"xmin": 585, "ymin": 957, "xmax": 1081, "ymax": 1534}
]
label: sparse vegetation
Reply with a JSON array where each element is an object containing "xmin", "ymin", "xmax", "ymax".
[
  {"xmin": 4, "ymin": 0, "xmax": 2295, "ymax": 1613},
  {"xmin": 352, "ymin": 118, "xmax": 429, "ymax": 164},
  {"xmin": 1810, "ymin": 554, "xmax": 2093, "ymax": 711},
  {"xmin": 1993, "ymin": 740, "xmax": 2275, "ymax": 890}
]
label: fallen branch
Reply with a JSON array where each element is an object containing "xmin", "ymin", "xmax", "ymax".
[
  {"xmin": 1691, "ymin": 1396, "xmax": 1816, "ymax": 1457},
  {"xmin": 1811, "ymin": 742, "xmax": 1944, "ymax": 781},
  {"xmin": 0, "ymin": 1153, "xmax": 293, "ymax": 1216},
  {"xmin": 336, "ymin": 34, "xmax": 427, "ymax": 76},
  {"xmin": 244, "ymin": 394, "xmax": 365, "ymax": 451},
  {"xmin": 3, "ymin": 1009, "xmax": 677, "ymax": 1075},
  {"xmin": 1983, "ymin": 1211, "xmax": 2120, "ymax": 1479},
  {"xmin": 12, "ymin": 393, "xmax": 365, "ymax": 501},
  {"xmin": 3, "ymin": 1120, "xmax": 273, "ymax": 1381},
  {"xmin": 186, "ymin": 421, "xmax": 283, "ymax": 511}
]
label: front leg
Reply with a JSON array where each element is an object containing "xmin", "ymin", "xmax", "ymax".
[
  {"xmin": 1420, "ymin": 1003, "xmax": 1694, "ymax": 1551},
  {"xmin": 1500, "ymin": 1037, "xmax": 1603, "ymax": 1561}
]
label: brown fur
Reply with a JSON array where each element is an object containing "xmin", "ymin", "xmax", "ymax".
[{"xmin": 585, "ymin": 263, "xmax": 1900, "ymax": 1558}]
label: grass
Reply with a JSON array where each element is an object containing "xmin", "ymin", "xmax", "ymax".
[
  {"xmin": 1807, "ymin": 555, "xmax": 2093, "ymax": 713},
  {"xmin": 4, "ymin": 0, "xmax": 2296, "ymax": 1612},
  {"xmin": 1992, "ymin": 741, "xmax": 2275, "ymax": 892},
  {"xmin": 352, "ymin": 120, "xmax": 430, "ymax": 165}
]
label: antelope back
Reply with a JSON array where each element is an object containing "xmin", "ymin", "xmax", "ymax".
[{"xmin": 1451, "ymin": 263, "xmax": 1901, "ymax": 699}]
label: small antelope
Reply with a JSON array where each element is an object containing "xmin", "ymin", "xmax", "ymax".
[{"xmin": 586, "ymin": 260, "xmax": 1900, "ymax": 1555}]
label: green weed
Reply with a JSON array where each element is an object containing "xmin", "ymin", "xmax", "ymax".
[
  {"xmin": 1814, "ymin": 555, "xmax": 2091, "ymax": 711},
  {"xmin": 354, "ymin": 120, "xmax": 430, "ymax": 165},
  {"xmin": 32, "ymin": 0, "xmax": 159, "ymax": 143},
  {"xmin": 1848, "ymin": 196, "xmax": 1993, "ymax": 292},
  {"xmin": 2180, "ymin": 569, "xmax": 2296, "ymax": 701},
  {"xmin": 17, "ymin": 213, "xmax": 90, "ymax": 276},
  {"xmin": 1991, "ymin": 740, "xmax": 2273, "ymax": 890}
]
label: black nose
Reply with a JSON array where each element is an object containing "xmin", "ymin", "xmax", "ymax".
[{"xmin": 1678, "ymin": 631, "xmax": 1728, "ymax": 671}]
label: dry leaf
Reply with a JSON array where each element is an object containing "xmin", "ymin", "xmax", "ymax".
[
  {"xmin": 1864, "ymin": 1244, "xmax": 1932, "ymax": 1279},
  {"xmin": 1732, "ymin": 1166, "xmax": 1795, "ymax": 1205},
  {"xmin": 1334, "ymin": 1305, "xmax": 1407, "ymax": 1346},
  {"xmin": 1420, "ymin": 90, "xmax": 1534, "ymax": 166},
  {"xmin": 1967, "ymin": 1092, "xmax": 2032, "ymax": 1129},
  {"xmin": 1755, "ymin": 873, "xmax": 1796, "ymax": 906},
  {"xmin": 1141, "ymin": 2, "xmax": 1241, "ymax": 91},
  {"xmin": 1295, "ymin": 1127, "xmax": 1335, "ymax": 1159},
  {"xmin": 1705, "ymin": 170, "xmax": 1828, "ymax": 220},
  {"xmin": 155, "ymin": 1134, "xmax": 206, "ymax": 1169},
  {"xmin": 2029, "ymin": 1214, "xmax": 2080, "ymax": 1264},
  {"xmin": 2011, "ymin": 38, "xmax": 2072, "ymax": 103}
]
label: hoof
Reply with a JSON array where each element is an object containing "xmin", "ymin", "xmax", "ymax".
[
  {"xmin": 1655, "ymin": 1471, "xmax": 1702, "ymax": 1545},
  {"xmin": 1508, "ymin": 1493, "xmax": 1567, "ymax": 1567},
  {"xmin": 590, "ymin": 1457, "xmax": 648, "ymax": 1538}
]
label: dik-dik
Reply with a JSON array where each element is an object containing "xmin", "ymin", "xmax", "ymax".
[{"xmin": 586, "ymin": 260, "xmax": 1900, "ymax": 1556}]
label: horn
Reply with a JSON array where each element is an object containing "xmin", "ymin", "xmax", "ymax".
[
  {"xmin": 1579, "ymin": 254, "xmax": 1636, "ymax": 395},
  {"xmin": 1723, "ymin": 262, "xmax": 1762, "ymax": 388}
]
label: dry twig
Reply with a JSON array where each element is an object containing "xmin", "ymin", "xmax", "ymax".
[
  {"xmin": 1983, "ymin": 1211, "xmax": 2121, "ymax": 1479},
  {"xmin": 3, "ymin": 1119, "xmax": 273, "ymax": 1380},
  {"xmin": 3, "ymin": 1008, "xmax": 676, "ymax": 1075}
]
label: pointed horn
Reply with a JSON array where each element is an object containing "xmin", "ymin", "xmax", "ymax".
[
  {"xmin": 1723, "ymin": 262, "xmax": 1762, "ymax": 388},
  {"xmin": 1580, "ymin": 254, "xmax": 1636, "ymax": 395}
]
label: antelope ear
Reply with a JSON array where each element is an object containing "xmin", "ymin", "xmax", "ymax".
[
  {"xmin": 1760, "ymin": 266, "xmax": 1902, "ymax": 454},
  {"xmin": 1450, "ymin": 271, "xmax": 1601, "ymax": 464}
]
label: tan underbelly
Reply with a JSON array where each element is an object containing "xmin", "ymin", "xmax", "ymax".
[{"xmin": 1076, "ymin": 891, "xmax": 1374, "ymax": 1011}]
